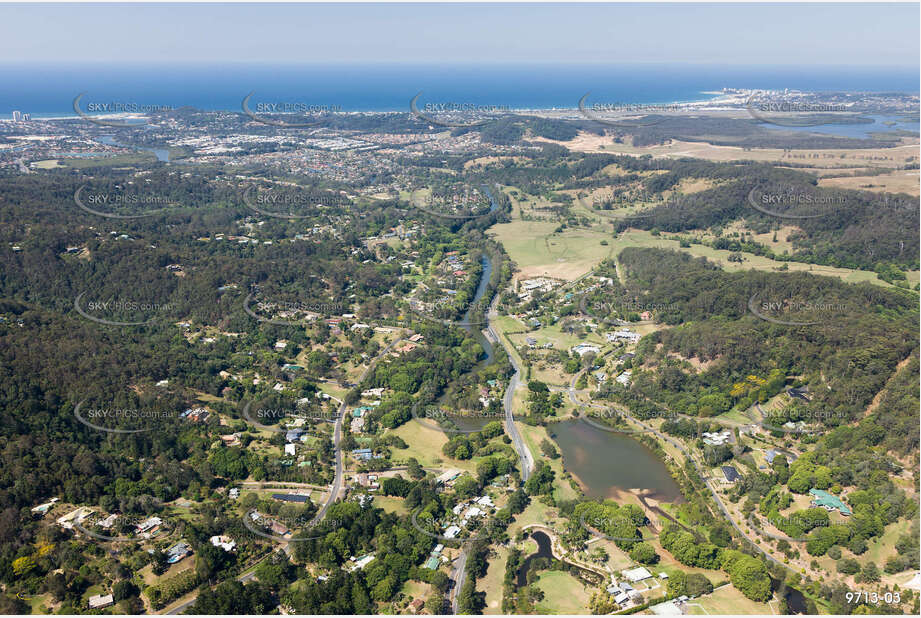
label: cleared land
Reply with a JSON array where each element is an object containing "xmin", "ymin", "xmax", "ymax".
[
  {"xmin": 494, "ymin": 186, "xmax": 907, "ymax": 289},
  {"xmin": 818, "ymin": 169, "xmax": 920, "ymax": 195},
  {"xmin": 533, "ymin": 132, "xmax": 919, "ymax": 169},
  {"xmin": 533, "ymin": 570, "xmax": 592, "ymax": 614},
  {"xmin": 608, "ymin": 229, "xmax": 897, "ymax": 287},
  {"xmin": 371, "ymin": 495, "xmax": 408, "ymax": 515},
  {"xmin": 480, "ymin": 545, "xmax": 510, "ymax": 614},
  {"xmin": 31, "ymin": 159, "xmax": 63, "ymax": 169},
  {"xmin": 390, "ymin": 421, "xmax": 460, "ymax": 470},
  {"xmin": 489, "ymin": 217, "xmax": 613, "ymax": 281},
  {"xmin": 686, "ymin": 583, "xmax": 775, "ymax": 615}
]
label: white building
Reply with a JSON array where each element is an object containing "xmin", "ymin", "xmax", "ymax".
[
  {"xmin": 702, "ymin": 431, "xmax": 731, "ymax": 446},
  {"xmin": 348, "ymin": 554, "xmax": 376, "ymax": 571},
  {"xmin": 136, "ymin": 516, "xmax": 163, "ymax": 533},
  {"xmin": 57, "ymin": 507, "xmax": 93, "ymax": 530},
  {"xmin": 607, "ymin": 329, "xmax": 641, "ymax": 343},
  {"xmin": 210, "ymin": 535, "xmax": 237, "ymax": 552},
  {"xmin": 98, "ymin": 514, "xmax": 118, "ymax": 529},
  {"xmin": 572, "ymin": 343, "xmax": 601, "ymax": 357},
  {"xmin": 88, "ymin": 594, "xmax": 114, "ymax": 609},
  {"xmin": 622, "ymin": 566, "xmax": 653, "ymax": 582},
  {"xmin": 475, "ymin": 495, "xmax": 494, "ymax": 507}
]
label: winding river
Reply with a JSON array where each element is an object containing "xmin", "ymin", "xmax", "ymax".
[
  {"xmin": 97, "ymin": 134, "xmax": 170, "ymax": 162},
  {"xmin": 462, "ymin": 254, "xmax": 495, "ymax": 362}
]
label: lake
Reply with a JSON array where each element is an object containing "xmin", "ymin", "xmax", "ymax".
[
  {"xmin": 550, "ymin": 418, "xmax": 684, "ymax": 503},
  {"xmin": 517, "ymin": 530, "xmax": 553, "ymax": 587},
  {"xmin": 763, "ymin": 113, "xmax": 919, "ymax": 139}
]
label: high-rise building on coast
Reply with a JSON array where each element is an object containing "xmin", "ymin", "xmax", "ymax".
[{"xmin": 12, "ymin": 111, "xmax": 21, "ymax": 121}]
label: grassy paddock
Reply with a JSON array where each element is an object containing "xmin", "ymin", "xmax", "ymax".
[
  {"xmin": 686, "ymin": 583, "xmax": 775, "ymax": 615},
  {"xmin": 480, "ymin": 545, "xmax": 510, "ymax": 614},
  {"xmin": 533, "ymin": 570, "xmax": 593, "ymax": 614}
]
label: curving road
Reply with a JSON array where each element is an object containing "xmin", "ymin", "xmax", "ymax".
[
  {"xmin": 449, "ymin": 544, "xmax": 470, "ymax": 614},
  {"xmin": 310, "ymin": 333, "xmax": 407, "ymax": 527},
  {"xmin": 163, "ymin": 555, "xmax": 269, "ymax": 614},
  {"xmin": 163, "ymin": 335, "xmax": 406, "ymax": 614},
  {"xmin": 447, "ymin": 291, "xmax": 535, "ymax": 614},
  {"xmin": 487, "ymin": 292, "xmax": 534, "ymax": 482}
]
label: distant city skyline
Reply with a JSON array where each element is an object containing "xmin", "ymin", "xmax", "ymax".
[{"xmin": 0, "ymin": 3, "xmax": 917, "ymax": 67}]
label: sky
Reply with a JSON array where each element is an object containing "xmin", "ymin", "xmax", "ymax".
[{"xmin": 0, "ymin": 2, "xmax": 917, "ymax": 67}]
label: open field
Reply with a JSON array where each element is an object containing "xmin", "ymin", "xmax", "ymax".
[
  {"xmin": 505, "ymin": 186, "xmax": 560, "ymax": 219},
  {"xmin": 26, "ymin": 593, "xmax": 53, "ymax": 614},
  {"xmin": 508, "ymin": 500, "xmax": 559, "ymax": 538},
  {"xmin": 59, "ymin": 152, "xmax": 158, "ymax": 168},
  {"xmin": 533, "ymin": 132, "xmax": 920, "ymax": 169},
  {"xmin": 686, "ymin": 583, "xmax": 775, "ymax": 615},
  {"xmin": 31, "ymin": 159, "xmax": 63, "ymax": 169},
  {"xmin": 608, "ymin": 229, "xmax": 895, "ymax": 287},
  {"xmin": 867, "ymin": 518, "xmax": 915, "ymax": 568},
  {"xmin": 399, "ymin": 188, "xmax": 432, "ymax": 206},
  {"xmin": 650, "ymin": 541, "xmax": 725, "ymax": 583},
  {"xmin": 582, "ymin": 537, "xmax": 633, "ymax": 571},
  {"xmin": 463, "ymin": 155, "xmax": 527, "ymax": 170},
  {"xmin": 390, "ymin": 421, "xmax": 450, "ymax": 468},
  {"xmin": 818, "ymin": 169, "xmax": 920, "ymax": 196},
  {"xmin": 488, "ymin": 216, "xmax": 613, "ymax": 281},
  {"xmin": 399, "ymin": 579, "xmax": 431, "ymax": 603},
  {"xmin": 533, "ymin": 570, "xmax": 593, "ymax": 614},
  {"xmin": 138, "ymin": 558, "xmax": 195, "ymax": 587},
  {"xmin": 491, "ymin": 315, "xmax": 528, "ymax": 373},
  {"xmin": 389, "ymin": 420, "xmax": 478, "ymax": 473},
  {"xmin": 480, "ymin": 545, "xmax": 510, "ymax": 614},
  {"xmin": 510, "ymin": 321, "xmax": 606, "ymax": 352},
  {"xmin": 672, "ymin": 177, "xmax": 721, "ymax": 195},
  {"xmin": 314, "ymin": 381, "xmax": 349, "ymax": 402},
  {"xmin": 494, "ymin": 185, "xmax": 905, "ymax": 289},
  {"xmin": 372, "ymin": 495, "xmax": 408, "ymax": 515},
  {"xmin": 521, "ymin": 353, "xmax": 571, "ymax": 387}
]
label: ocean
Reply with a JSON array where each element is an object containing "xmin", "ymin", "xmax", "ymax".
[{"xmin": 0, "ymin": 63, "xmax": 918, "ymax": 118}]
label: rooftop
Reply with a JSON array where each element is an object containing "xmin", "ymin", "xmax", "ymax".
[
  {"xmin": 721, "ymin": 466, "xmax": 740, "ymax": 482},
  {"xmin": 809, "ymin": 488, "xmax": 852, "ymax": 516}
]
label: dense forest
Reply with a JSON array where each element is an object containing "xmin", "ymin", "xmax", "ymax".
[
  {"xmin": 0, "ymin": 162, "xmax": 516, "ymax": 611},
  {"xmin": 592, "ymin": 249, "xmax": 918, "ymax": 444}
]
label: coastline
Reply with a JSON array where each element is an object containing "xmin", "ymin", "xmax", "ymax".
[{"xmin": 0, "ymin": 90, "xmax": 747, "ymax": 120}]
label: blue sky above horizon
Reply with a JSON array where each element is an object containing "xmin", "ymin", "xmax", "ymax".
[{"xmin": 0, "ymin": 3, "xmax": 918, "ymax": 68}]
